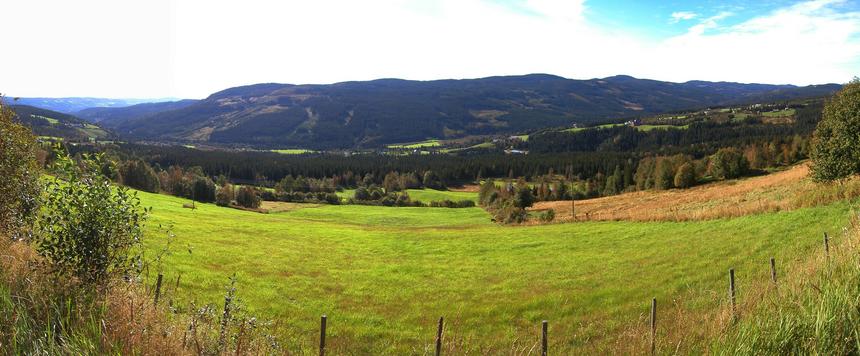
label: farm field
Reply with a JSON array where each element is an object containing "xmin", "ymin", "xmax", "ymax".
[
  {"xmin": 386, "ymin": 139, "xmax": 441, "ymax": 149},
  {"xmin": 271, "ymin": 148, "xmax": 316, "ymax": 154},
  {"xmin": 336, "ymin": 188, "xmax": 478, "ymax": 203},
  {"xmin": 564, "ymin": 123, "xmax": 687, "ymax": 133},
  {"xmin": 139, "ymin": 183, "xmax": 855, "ymax": 353}
]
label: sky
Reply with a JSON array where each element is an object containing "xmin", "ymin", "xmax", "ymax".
[{"xmin": 2, "ymin": 0, "xmax": 860, "ymax": 99}]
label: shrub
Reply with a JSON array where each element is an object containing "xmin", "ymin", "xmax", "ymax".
[
  {"xmin": 539, "ymin": 209, "xmax": 556, "ymax": 222},
  {"xmin": 37, "ymin": 150, "xmax": 147, "ymax": 286},
  {"xmin": 0, "ymin": 102, "xmax": 40, "ymax": 239}
]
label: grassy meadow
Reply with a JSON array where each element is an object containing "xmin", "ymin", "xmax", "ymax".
[
  {"xmin": 138, "ymin": 188, "xmax": 855, "ymax": 353},
  {"xmin": 336, "ymin": 188, "xmax": 477, "ymax": 203}
]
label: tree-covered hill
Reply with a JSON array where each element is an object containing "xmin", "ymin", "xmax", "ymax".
[
  {"xmin": 105, "ymin": 74, "xmax": 840, "ymax": 149},
  {"xmin": 8, "ymin": 104, "xmax": 112, "ymax": 141}
]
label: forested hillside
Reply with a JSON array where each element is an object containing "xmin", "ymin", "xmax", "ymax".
[{"xmin": 105, "ymin": 74, "xmax": 839, "ymax": 149}]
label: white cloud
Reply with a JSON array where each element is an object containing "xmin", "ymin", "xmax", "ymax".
[
  {"xmin": 670, "ymin": 11, "xmax": 698, "ymax": 23},
  {"xmin": 0, "ymin": 0, "xmax": 857, "ymax": 98},
  {"xmin": 649, "ymin": 1, "xmax": 860, "ymax": 85}
]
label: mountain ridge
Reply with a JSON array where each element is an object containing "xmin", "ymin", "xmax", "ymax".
[{"xmin": 24, "ymin": 74, "xmax": 843, "ymax": 149}]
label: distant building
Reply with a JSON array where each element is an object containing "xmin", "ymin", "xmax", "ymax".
[{"xmin": 625, "ymin": 119, "xmax": 642, "ymax": 127}]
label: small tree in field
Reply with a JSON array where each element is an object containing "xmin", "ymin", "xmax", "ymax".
[
  {"xmin": 235, "ymin": 186, "xmax": 261, "ymax": 208},
  {"xmin": 215, "ymin": 183, "xmax": 234, "ymax": 207},
  {"xmin": 37, "ymin": 149, "xmax": 147, "ymax": 286},
  {"xmin": 810, "ymin": 78, "xmax": 860, "ymax": 181},
  {"xmin": 674, "ymin": 162, "xmax": 696, "ymax": 189}
]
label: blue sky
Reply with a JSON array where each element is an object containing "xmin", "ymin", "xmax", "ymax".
[{"xmin": 2, "ymin": 0, "xmax": 859, "ymax": 98}]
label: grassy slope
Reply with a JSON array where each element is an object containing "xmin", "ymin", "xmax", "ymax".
[{"xmin": 139, "ymin": 190, "xmax": 853, "ymax": 353}]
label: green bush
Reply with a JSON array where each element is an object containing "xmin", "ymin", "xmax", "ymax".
[
  {"xmin": 0, "ymin": 102, "xmax": 40, "ymax": 240},
  {"xmin": 539, "ymin": 209, "xmax": 556, "ymax": 222},
  {"xmin": 37, "ymin": 150, "xmax": 147, "ymax": 286}
]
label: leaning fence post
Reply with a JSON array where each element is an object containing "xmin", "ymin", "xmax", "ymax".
[
  {"xmin": 435, "ymin": 316, "xmax": 444, "ymax": 356},
  {"xmin": 770, "ymin": 257, "xmax": 777, "ymax": 284},
  {"xmin": 823, "ymin": 232, "xmax": 830, "ymax": 257},
  {"xmin": 729, "ymin": 269, "xmax": 736, "ymax": 319},
  {"xmin": 154, "ymin": 273, "xmax": 164, "ymax": 305},
  {"xmin": 650, "ymin": 298, "xmax": 656, "ymax": 355},
  {"xmin": 319, "ymin": 314, "xmax": 327, "ymax": 356},
  {"xmin": 541, "ymin": 320, "xmax": 548, "ymax": 356}
]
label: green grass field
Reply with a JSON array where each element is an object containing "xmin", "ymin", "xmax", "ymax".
[
  {"xmin": 271, "ymin": 149, "xmax": 316, "ymax": 154},
  {"xmin": 762, "ymin": 109, "xmax": 796, "ymax": 117},
  {"xmin": 564, "ymin": 124, "xmax": 687, "ymax": 133},
  {"xmin": 138, "ymin": 189, "xmax": 855, "ymax": 353},
  {"xmin": 336, "ymin": 188, "xmax": 477, "ymax": 203},
  {"xmin": 386, "ymin": 140, "xmax": 441, "ymax": 149}
]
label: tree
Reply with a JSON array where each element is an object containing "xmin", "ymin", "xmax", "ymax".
[
  {"xmin": 653, "ymin": 158, "xmax": 675, "ymax": 190},
  {"xmin": 0, "ymin": 101, "xmax": 40, "ymax": 239},
  {"xmin": 235, "ymin": 186, "xmax": 261, "ymax": 208},
  {"xmin": 383, "ymin": 172, "xmax": 402, "ymax": 192},
  {"xmin": 478, "ymin": 179, "xmax": 497, "ymax": 205},
  {"xmin": 192, "ymin": 176, "xmax": 216, "ymax": 203},
  {"xmin": 709, "ymin": 148, "xmax": 749, "ymax": 180},
  {"xmin": 215, "ymin": 183, "xmax": 234, "ymax": 207},
  {"xmin": 423, "ymin": 170, "xmax": 444, "ymax": 189},
  {"xmin": 514, "ymin": 184, "xmax": 534, "ymax": 209},
  {"xmin": 810, "ymin": 78, "xmax": 860, "ymax": 181},
  {"xmin": 673, "ymin": 162, "xmax": 696, "ymax": 189},
  {"xmin": 119, "ymin": 159, "xmax": 160, "ymax": 192},
  {"xmin": 353, "ymin": 186, "xmax": 370, "ymax": 200}
]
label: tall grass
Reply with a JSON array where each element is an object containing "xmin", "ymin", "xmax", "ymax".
[
  {"xmin": 0, "ymin": 237, "xmax": 284, "ymax": 355},
  {"xmin": 714, "ymin": 213, "xmax": 860, "ymax": 354}
]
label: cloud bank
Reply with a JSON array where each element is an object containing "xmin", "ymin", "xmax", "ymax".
[{"xmin": 1, "ymin": 0, "xmax": 858, "ymax": 98}]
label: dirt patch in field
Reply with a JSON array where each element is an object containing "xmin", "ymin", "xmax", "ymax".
[
  {"xmin": 449, "ymin": 184, "xmax": 480, "ymax": 193},
  {"xmin": 530, "ymin": 163, "xmax": 859, "ymax": 222}
]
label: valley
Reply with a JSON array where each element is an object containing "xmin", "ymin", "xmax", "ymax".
[{"xmin": 137, "ymin": 166, "xmax": 854, "ymax": 353}]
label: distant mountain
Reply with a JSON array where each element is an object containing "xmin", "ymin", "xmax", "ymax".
[
  {"xmin": 8, "ymin": 105, "xmax": 112, "ymax": 141},
  {"xmin": 106, "ymin": 74, "xmax": 841, "ymax": 149},
  {"xmin": 9, "ymin": 97, "xmax": 181, "ymax": 114},
  {"xmin": 76, "ymin": 99, "xmax": 199, "ymax": 124}
]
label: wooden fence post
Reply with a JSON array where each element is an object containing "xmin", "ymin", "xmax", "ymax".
[
  {"xmin": 319, "ymin": 315, "xmax": 327, "ymax": 356},
  {"xmin": 154, "ymin": 273, "xmax": 163, "ymax": 305},
  {"xmin": 650, "ymin": 298, "xmax": 656, "ymax": 355},
  {"xmin": 541, "ymin": 320, "xmax": 548, "ymax": 356},
  {"xmin": 823, "ymin": 232, "xmax": 830, "ymax": 257},
  {"xmin": 435, "ymin": 316, "xmax": 444, "ymax": 356},
  {"xmin": 729, "ymin": 269, "xmax": 736, "ymax": 319},
  {"xmin": 770, "ymin": 257, "xmax": 777, "ymax": 284}
]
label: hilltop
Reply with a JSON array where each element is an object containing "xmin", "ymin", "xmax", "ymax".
[
  {"xmin": 97, "ymin": 74, "xmax": 839, "ymax": 149},
  {"xmin": 9, "ymin": 104, "xmax": 111, "ymax": 141}
]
